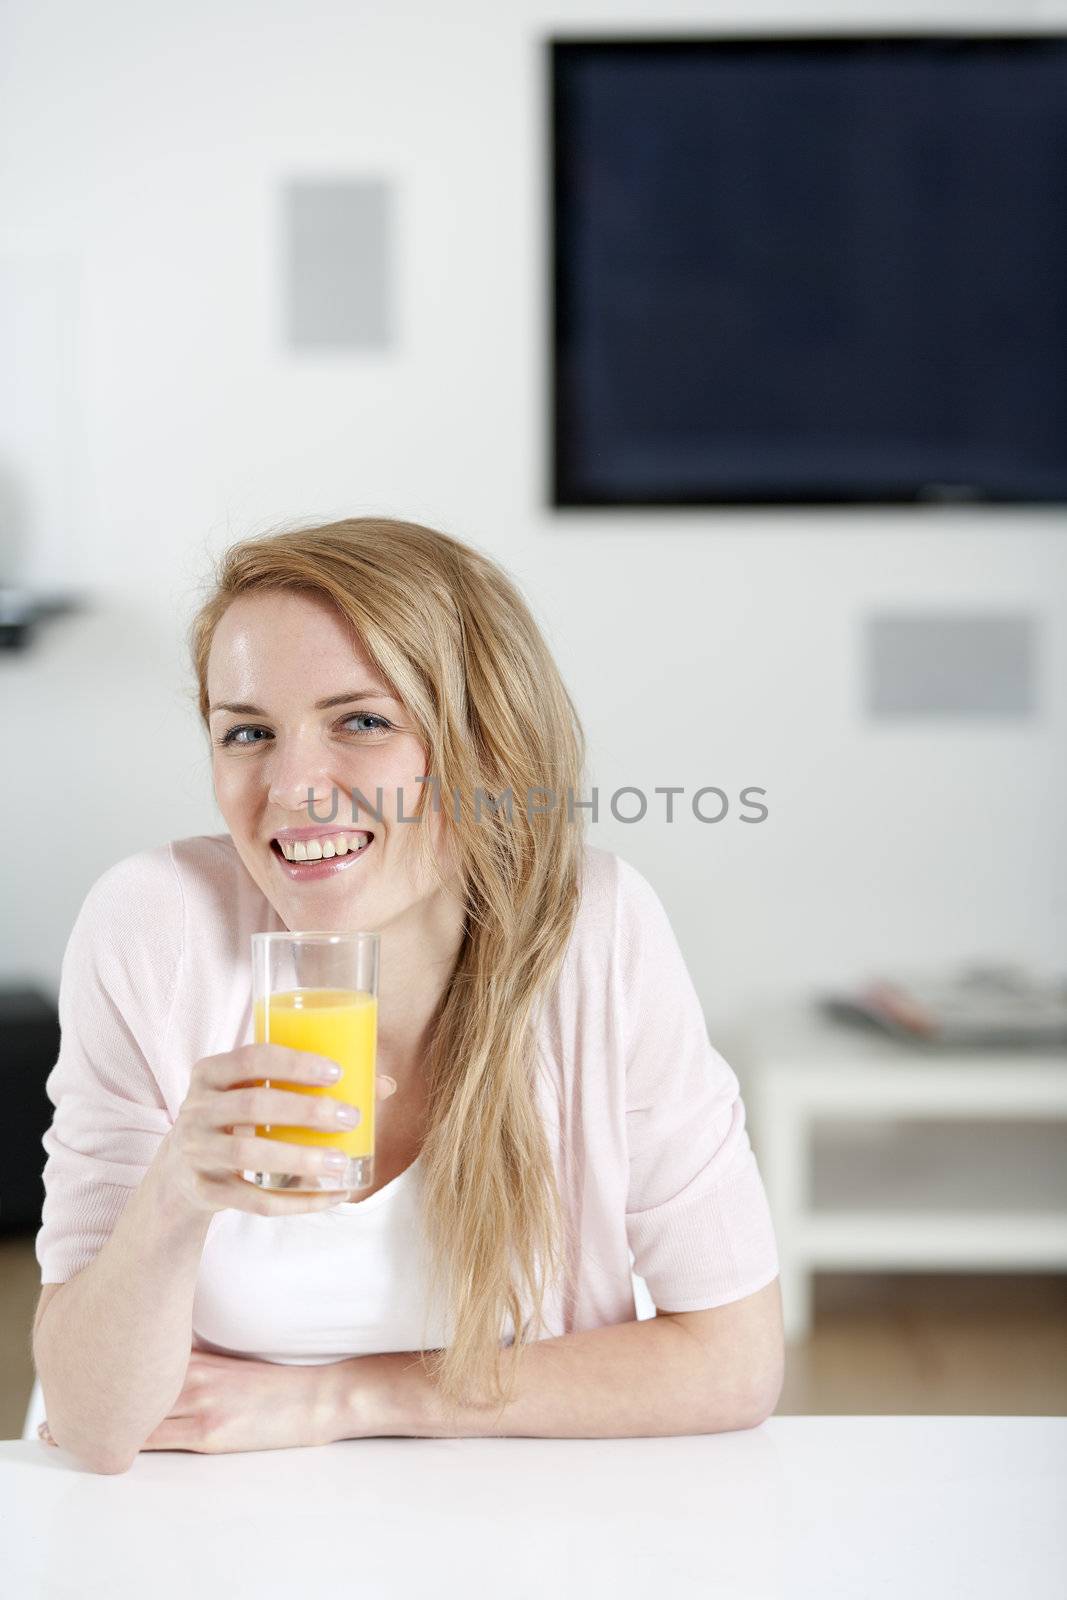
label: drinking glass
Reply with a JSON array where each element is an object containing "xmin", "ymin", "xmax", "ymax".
[{"xmin": 243, "ymin": 931, "xmax": 380, "ymax": 1194}]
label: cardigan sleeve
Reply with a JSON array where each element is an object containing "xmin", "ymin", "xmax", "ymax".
[
  {"xmin": 35, "ymin": 847, "xmax": 184, "ymax": 1284},
  {"xmin": 617, "ymin": 858, "xmax": 780, "ymax": 1311}
]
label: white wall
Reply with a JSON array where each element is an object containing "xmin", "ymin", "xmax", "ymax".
[{"xmin": 2, "ymin": 0, "xmax": 1065, "ymax": 1031}]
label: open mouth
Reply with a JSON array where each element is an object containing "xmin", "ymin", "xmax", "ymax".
[{"xmin": 269, "ymin": 831, "xmax": 374, "ymax": 875}]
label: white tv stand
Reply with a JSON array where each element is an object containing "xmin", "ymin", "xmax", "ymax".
[{"xmin": 733, "ymin": 1000, "xmax": 1067, "ymax": 1341}]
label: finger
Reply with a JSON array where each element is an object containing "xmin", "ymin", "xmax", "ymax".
[
  {"xmin": 210, "ymin": 1129, "xmax": 355, "ymax": 1182},
  {"xmin": 220, "ymin": 1084, "xmax": 360, "ymax": 1131},
  {"xmin": 198, "ymin": 1044, "xmax": 344, "ymax": 1092},
  {"xmin": 377, "ymin": 1075, "xmax": 397, "ymax": 1099}
]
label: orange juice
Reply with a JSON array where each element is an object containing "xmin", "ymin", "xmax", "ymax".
[{"xmin": 252, "ymin": 987, "xmax": 377, "ymax": 1160}]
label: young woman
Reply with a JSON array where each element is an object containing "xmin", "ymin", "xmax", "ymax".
[{"xmin": 32, "ymin": 517, "xmax": 783, "ymax": 1472}]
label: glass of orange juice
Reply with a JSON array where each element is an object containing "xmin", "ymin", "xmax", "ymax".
[{"xmin": 244, "ymin": 930, "xmax": 380, "ymax": 1194}]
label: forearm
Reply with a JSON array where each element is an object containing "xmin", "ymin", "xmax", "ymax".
[
  {"xmin": 331, "ymin": 1315, "xmax": 766, "ymax": 1441},
  {"xmin": 33, "ymin": 1131, "xmax": 214, "ymax": 1473}
]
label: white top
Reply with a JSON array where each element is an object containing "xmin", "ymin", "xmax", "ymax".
[{"xmin": 193, "ymin": 1153, "xmax": 512, "ymax": 1364}]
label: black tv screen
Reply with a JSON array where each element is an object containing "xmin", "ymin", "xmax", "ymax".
[{"xmin": 551, "ymin": 35, "xmax": 1067, "ymax": 506}]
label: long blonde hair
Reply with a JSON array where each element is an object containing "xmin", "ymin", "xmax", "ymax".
[{"xmin": 189, "ymin": 517, "xmax": 587, "ymax": 1417}]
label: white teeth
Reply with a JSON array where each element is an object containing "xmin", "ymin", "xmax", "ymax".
[{"xmin": 277, "ymin": 833, "xmax": 371, "ymax": 863}]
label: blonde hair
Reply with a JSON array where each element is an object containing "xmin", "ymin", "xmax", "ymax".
[{"xmin": 188, "ymin": 516, "xmax": 586, "ymax": 1418}]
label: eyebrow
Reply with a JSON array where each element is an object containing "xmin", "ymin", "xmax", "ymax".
[{"xmin": 209, "ymin": 689, "xmax": 396, "ymax": 716}]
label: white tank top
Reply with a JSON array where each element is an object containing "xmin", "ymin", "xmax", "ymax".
[{"xmin": 191, "ymin": 1155, "xmax": 519, "ymax": 1364}]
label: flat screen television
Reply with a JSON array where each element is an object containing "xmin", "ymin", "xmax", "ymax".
[{"xmin": 550, "ymin": 35, "xmax": 1067, "ymax": 507}]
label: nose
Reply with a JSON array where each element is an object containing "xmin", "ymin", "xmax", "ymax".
[
  {"xmin": 268, "ymin": 780, "xmax": 340, "ymax": 822},
  {"xmin": 267, "ymin": 738, "xmax": 342, "ymax": 822}
]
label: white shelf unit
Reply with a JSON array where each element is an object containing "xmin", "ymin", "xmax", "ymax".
[{"xmin": 736, "ymin": 1001, "xmax": 1067, "ymax": 1341}]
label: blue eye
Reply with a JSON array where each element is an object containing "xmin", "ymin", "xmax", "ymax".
[
  {"xmin": 216, "ymin": 712, "xmax": 392, "ymax": 748},
  {"xmin": 218, "ymin": 726, "xmax": 268, "ymax": 747}
]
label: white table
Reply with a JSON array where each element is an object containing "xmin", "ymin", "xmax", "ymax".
[
  {"xmin": 4, "ymin": 1416, "xmax": 1065, "ymax": 1598},
  {"xmin": 735, "ymin": 1001, "xmax": 1067, "ymax": 1340}
]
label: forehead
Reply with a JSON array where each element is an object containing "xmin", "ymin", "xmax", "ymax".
[{"xmin": 208, "ymin": 591, "xmax": 378, "ymax": 688}]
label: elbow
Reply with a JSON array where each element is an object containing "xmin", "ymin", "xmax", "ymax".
[
  {"xmin": 60, "ymin": 1432, "xmax": 139, "ymax": 1475},
  {"xmin": 43, "ymin": 1418, "xmax": 139, "ymax": 1476},
  {"xmin": 714, "ymin": 1345, "xmax": 784, "ymax": 1433},
  {"xmin": 50, "ymin": 1436, "xmax": 139, "ymax": 1475},
  {"xmin": 91, "ymin": 1457, "xmax": 138, "ymax": 1476},
  {"xmin": 35, "ymin": 1367, "xmax": 144, "ymax": 1475},
  {"xmin": 691, "ymin": 1359, "xmax": 784, "ymax": 1435},
  {"xmin": 86, "ymin": 1446, "xmax": 139, "ymax": 1475},
  {"xmin": 738, "ymin": 1359, "xmax": 785, "ymax": 1430},
  {"xmin": 738, "ymin": 1396, "xmax": 777, "ymax": 1431}
]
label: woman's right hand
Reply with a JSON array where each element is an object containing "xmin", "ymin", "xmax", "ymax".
[{"xmin": 159, "ymin": 1043, "xmax": 398, "ymax": 1217}]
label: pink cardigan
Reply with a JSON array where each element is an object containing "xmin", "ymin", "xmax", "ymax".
[{"xmin": 36, "ymin": 835, "xmax": 779, "ymax": 1339}]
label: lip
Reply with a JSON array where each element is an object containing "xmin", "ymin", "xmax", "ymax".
[
  {"xmin": 271, "ymin": 825, "xmax": 375, "ymax": 843},
  {"xmin": 269, "ymin": 834, "xmax": 374, "ymax": 882}
]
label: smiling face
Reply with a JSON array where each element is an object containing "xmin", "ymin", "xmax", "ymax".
[{"xmin": 207, "ymin": 588, "xmax": 459, "ymax": 937}]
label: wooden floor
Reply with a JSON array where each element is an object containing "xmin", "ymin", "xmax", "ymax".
[
  {"xmin": 3, "ymin": 1236, "xmax": 1064, "ymax": 1437},
  {"xmin": 777, "ymin": 1270, "xmax": 1067, "ymax": 1415}
]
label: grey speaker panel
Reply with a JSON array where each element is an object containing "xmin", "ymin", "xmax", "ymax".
[
  {"xmin": 283, "ymin": 179, "xmax": 391, "ymax": 349},
  {"xmin": 865, "ymin": 612, "xmax": 1037, "ymax": 716}
]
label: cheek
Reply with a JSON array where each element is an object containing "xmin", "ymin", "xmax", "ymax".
[
  {"xmin": 373, "ymin": 746, "xmax": 433, "ymax": 818},
  {"xmin": 418, "ymin": 803, "xmax": 457, "ymax": 876},
  {"xmin": 385, "ymin": 777, "xmax": 452, "ymax": 864},
  {"xmin": 211, "ymin": 760, "xmax": 254, "ymax": 817}
]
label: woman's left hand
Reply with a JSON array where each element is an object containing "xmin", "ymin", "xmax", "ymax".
[{"xmin": 134, "ymin": 1349, "xmax": 337, "ymax": 1456}]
